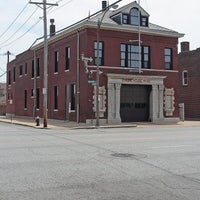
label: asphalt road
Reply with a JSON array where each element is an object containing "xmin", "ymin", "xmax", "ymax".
[{"xmin": 0, "ymin": 122, "xmax": 200, "ymax": 200}]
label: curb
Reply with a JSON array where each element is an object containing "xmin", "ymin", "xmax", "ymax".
[{"xmin": 0, "ymin": 119, "xmax": 138, "ymax": 130}]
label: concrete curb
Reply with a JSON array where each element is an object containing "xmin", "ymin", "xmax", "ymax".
[{"xmin": 0, "ymin": 118, "xmax": 138, "ymax": 130}]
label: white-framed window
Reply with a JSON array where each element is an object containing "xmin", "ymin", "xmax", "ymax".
[{"xmin": 182, "ymin": 70, "xmax": 188, "ymax": 86}]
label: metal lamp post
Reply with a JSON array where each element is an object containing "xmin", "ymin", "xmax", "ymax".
[{"xmin": 95, "ymin": 0, "xmax": 121, "ymax": 127}]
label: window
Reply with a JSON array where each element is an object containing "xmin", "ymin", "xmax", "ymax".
[
  {"xmin": 164, "ymin": 48, "xmax": 173, "ymax": 70},
  {"xmin": 24, "ymin": 90, "xmax": 27, "ymax": 109},
  {"xmin": 8, "ymin": 70, "xmax": 11, "ymax": 85},
  {"xmin": 94, "ymin": 41, "xmax": 104, "ymax": 66},
  {"xmin": 141, "ymin": 17, "xmax": 148, "ymax": 27},
  {"xmin": 119, "ymin": 7, "xmax": 149, "ymax": 27},
  {"xmin": 120, "ymin": 44, "xmax": 126, "ymax": 67},
  {"xmin": 65, "ymin": 47, "xmax": 70, "ymax": 70},
  {"xmin": 54, "ymin": 51, "xmax": 59, "ymax": 73},
  {"xmin": 128, "ymin": 45, "xmax": 140, "ymax": 68},
  {"xmin": 120, "ymin": 44, "xmax": 150, "ymax": 69},
  {"xmin": 19, "ymin": 65, "xmax": 23, "ymax": 76},
  {"xmin": 122, "ymin": 14, "xmax": 129, "ymax": 24},
  {"xmin": 142, "ymin": 46, "xmax": 150, "ymax": 69},
  {"xmin": 13, "ymin": 67, "xmax": 16, "ymax": 82},
  {"xmin": 36, "ymin": 58, "xmax": 40, "ymax": 77},
  {"xmin": 54, "ymin": 86, "xmax": 58, "ymax": 110},
  {"xmin": 130, "ymin": 7, "xmax": 139, "ymax": 26},
  {"xmin": 36, "ymin": 88, "xmax": 40, "ymax": 109},
  {"xmin": 25, "ymin": 63, "xmax": 28, "ymax": 75},
  {"xmin": 70, "ymin": 84, "xmax": 75, "ymax": 111},
  {"xmin": 31, "ymin": 89, "xmax": 34, "ymax": 98},
  {"xmin": 31, "ymin": 60, "xmax": 34, "ymax": 78},
  {"xmin": 182, "ymin": 70, "xmax": 188, "ymax": 86}
]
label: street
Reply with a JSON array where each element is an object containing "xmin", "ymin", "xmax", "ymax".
[{"xmin": 0, "ymin": 122, "xmax": 200, "ymax": 200}]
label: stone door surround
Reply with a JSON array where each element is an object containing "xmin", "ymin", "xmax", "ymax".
[{"xmin": 107, "ymin": 74, "xmax": 166, "ymax": 123}]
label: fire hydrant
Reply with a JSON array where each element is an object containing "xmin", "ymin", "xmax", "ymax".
[{"xmin": 35, "ymin": 116, "xmax": 40, "ymax": 126}]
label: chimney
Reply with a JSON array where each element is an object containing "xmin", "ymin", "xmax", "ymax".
[
  {"xmin": 102, "ymin": 1, "xmax": 107, "ymax": 11},
  {"xmin": 50, "ymin": 19, "xmax": 55, "ymax": 37},
  {"xmin": 181, "ymin": 41, "xmax": 190, "ymax": 52}
]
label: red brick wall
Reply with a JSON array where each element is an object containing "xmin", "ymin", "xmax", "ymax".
[
  {"xmin": 178, "ymin": 48, "xmax": 200, "ymax": 119},
  {"xmin": 7, "ymin": 27, "xmax": 180, "ymax": 122}
]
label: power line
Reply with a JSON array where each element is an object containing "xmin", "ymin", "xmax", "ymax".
[
  {"xmin": 0, "ymin": 19, "xmax": 41, "ymax": 49},
  {"xmin": 0, "ymin": 72, "xmax": 6, "ymax": 78},
  {"xmin": 0, "ymin": 7, "xmax": 39, "ymax": 46},
  {"xmin": 0, "ymin": 0, "xmax": 74, "ymax": 49},
  {"xmin": 0, "ymin": 3, "xmax": 29, "ymax": 40},
  {"xmin": 0, "ymin": 67, "xmax": 5, "ymax": 73},
  {"xmin": 48, "ymin": 0, "xmax": 73, "ymax": 14}
]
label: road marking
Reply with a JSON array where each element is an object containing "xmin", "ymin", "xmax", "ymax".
[{"xmin": 151, "ymin": 145, "xmax": 193, "ymax": 149}]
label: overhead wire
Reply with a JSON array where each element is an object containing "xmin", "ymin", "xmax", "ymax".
[
  {"xmin": 0, "ymin": 19, "xmax": 41, "ymax": 49},
  {"xmin": 0, "ymin": 6, "xmax": 39, "ymax": 46},
  {"xmin": 0, "ymin": 0, "xmax": 75, "ymax": 49},
  {"xmin": 0, "ymin": 2, "xmax": 29, "ymax": 40},
  {"xmin": 48, "ymin": 0, "xmax": 74, "ymax": 14},
  {"xmin": 0, "ymin": 0, "xmax": 74, "ymax": 79}
]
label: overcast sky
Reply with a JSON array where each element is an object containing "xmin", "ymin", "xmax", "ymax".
[{"xmin": 0, "ymin": 0, "xmax": 199, "ymax": 82}]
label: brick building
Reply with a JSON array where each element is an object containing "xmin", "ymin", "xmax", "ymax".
[
  {"xmin": 0, "ymin": 83, "xmax": 6, "ymax": 115},
  {"xmin": 6, "ymin": 1, "xmax": 184, "ymax": 124},
  {"xmin": 178, "ymin": 42, "xmax": 200, "ymax": 120}
]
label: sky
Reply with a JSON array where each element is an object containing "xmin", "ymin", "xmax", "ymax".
[{"xmin": 0, "ymin": 0, "xmax": 199, "ymax": 82}]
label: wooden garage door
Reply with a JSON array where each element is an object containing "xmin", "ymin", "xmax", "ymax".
[{"xmin": 120, "ymin": 84, "xmax": 151, "ymax": 122}]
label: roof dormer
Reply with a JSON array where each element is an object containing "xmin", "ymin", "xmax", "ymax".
[{"xmin": 110, "ymin": 1, "xmax": 149, "ymax": 27}]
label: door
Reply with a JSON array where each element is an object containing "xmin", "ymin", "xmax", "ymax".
[{"xmin": 120, "ymin": 84, "xmax": 151, "ymax": 122}]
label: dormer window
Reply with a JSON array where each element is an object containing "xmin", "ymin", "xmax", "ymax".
[
  {"xmin": 122, "ymin": 14, "xmax": 129, "ymax": 24},
  {"xmin": 130, "ymin": 7, "xmax": 139, "ymax": 26},
  {"xmin": 141, "ymin": 16, "xmax": 148, "ymax": 26},
  {"xmin": 111, "ymin": 6, "xmax": 149, "ymax": 27}
]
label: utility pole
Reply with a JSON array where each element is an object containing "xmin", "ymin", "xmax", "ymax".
[
  {"xmin": 6, "ymin": 51, "xmax": 12, "ymax": 63},
  {"xmin": 0, "ymin": 51, "xmax": 13, "ymax": 64},
  {"xmin": 29, "ymin": 0, "xmax": 58, "ymax": 128}
]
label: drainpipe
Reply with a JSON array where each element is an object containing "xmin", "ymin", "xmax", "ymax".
[
  {"xmin": 33, "ymin": 50, "xmax": 37, "ymax": 119},
  {"xmin": 76, "ymin": 30, "xmax": 80, "ymax": 123}
]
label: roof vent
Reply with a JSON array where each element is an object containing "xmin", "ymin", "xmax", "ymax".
[{"xmin": 102, "ymin": 1, "xmax": 107, "ymax": 11}]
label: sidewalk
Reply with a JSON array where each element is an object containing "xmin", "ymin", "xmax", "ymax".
[
  {"xmin": 0, "ymin": 116, "xmax": 200, "ymax": 129},
  {"xmin": 0, "ymin": 116, "xmax": 138, "ymax": 130}
]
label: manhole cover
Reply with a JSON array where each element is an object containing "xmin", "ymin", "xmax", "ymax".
[{"xmin": 111, "ymin": 153, "xmax": 135, "ymax": 158}]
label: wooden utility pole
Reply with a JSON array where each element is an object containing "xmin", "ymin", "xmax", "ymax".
[{"xmin": 29, "ymin": 1, "xmax": 58, "ymax": 128}]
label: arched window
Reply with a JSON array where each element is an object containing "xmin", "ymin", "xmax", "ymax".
[{"xmin": 130, "ymin": 7, "xmax": 139, "ymax": 26}]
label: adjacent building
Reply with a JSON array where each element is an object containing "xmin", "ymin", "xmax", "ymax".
[
  {"xmin": 6, "ymin": 1, "xmax": 184, "ymax": 124},
  {"xmin": 178, "ymin": 42, "xmax": 200, "ymax": 120}
]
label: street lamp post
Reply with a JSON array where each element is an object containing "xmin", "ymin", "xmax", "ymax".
[{"xmin": 95, "ymin": 0, "xmax": 121, "ymax": 127}]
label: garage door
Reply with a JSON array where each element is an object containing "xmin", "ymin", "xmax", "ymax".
[{"xmin": 120, "ymin": 84, "xmax": 151, "ymax": 122}]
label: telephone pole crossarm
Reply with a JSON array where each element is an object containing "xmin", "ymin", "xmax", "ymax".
[{"xmin": 29, "ymin": 1, "xmax": 58, "ymax": 6}]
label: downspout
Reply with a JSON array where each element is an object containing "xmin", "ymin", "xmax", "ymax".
[
  {"xmin": 76, "ymin": 30, "xmax": 80, "ymax": 123},
  {"xmin": 33, "ymin": 50, "xmax": 37, "ymax": 119}
]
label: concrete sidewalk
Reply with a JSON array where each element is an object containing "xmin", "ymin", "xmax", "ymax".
[
  {"xmin": 0, "ymin": 116, "xmax": 200, "ymax": 129},
  {"xmin": 0, "ymin": 116, "xmax": 138, "ymax": 130}
]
